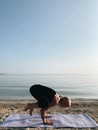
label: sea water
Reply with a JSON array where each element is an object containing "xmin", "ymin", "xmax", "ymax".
[{"xmin": 0, "ymin": 74, "xmax": 98, "ymax": 100}]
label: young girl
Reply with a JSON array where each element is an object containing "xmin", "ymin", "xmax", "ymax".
[{"xmin": 25, "ymin": 84, "xmax": 71, "ymax": 125}]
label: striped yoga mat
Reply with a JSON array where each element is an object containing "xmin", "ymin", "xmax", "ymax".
[{"xmin": 0, "ymin": 113, "xmax": 98, "ymax": 128}]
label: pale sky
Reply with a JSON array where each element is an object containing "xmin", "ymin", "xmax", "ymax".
[{"xmin": 0, "ymin": 0, "xmax": 98, "ymax": 74}]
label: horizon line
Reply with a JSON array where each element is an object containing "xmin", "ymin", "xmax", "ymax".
[{"xmin": 0, "ymin": 73, "xmax": 98, "ymax": 75}]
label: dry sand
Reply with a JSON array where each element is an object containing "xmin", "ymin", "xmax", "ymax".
[{"xmin": 0, "ymin": 99, "xmax": 98, "ymax": 130}]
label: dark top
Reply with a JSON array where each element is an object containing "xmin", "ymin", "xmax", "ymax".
[{"xmin": 29, "ymin": 84, "xmax": 56, "ymax": 108}]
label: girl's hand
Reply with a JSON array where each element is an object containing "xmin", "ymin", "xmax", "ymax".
[{"xmin": 43, "ymin": 118, "xmax": 53, "ymax": 125}]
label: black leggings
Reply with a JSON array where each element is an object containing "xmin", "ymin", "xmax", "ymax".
[{"xmin": 29, "ymin": 84, "xmax": 56, "ymax": 108}]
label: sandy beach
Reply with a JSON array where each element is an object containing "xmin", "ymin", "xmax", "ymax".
[{"xmin": 0, "ymin": 99, "xmax": 98, "ymax": 130}]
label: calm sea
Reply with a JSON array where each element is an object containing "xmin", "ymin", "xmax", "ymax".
[{"xmin": 0, "ymin": 74, "xmax": 98, "ymax": 100}]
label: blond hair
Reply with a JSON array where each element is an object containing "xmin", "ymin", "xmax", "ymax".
[{"xmin": 59, "ymin": 96, "xmax": 71, "ymax": 107}]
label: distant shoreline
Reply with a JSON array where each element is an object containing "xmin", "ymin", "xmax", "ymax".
[{"xmin": 0, "ymin": 73, "xmax": 98, "ymax": 75}]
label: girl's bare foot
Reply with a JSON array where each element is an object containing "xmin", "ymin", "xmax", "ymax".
[
  {"xmin": 24, "ymin": 103, "xmax": 34, "ymax": 115},
  {"xmin": 25, "ymin": 103, "xmax": 34, "ymax": 115},
  {"xmin": 43, "ymin": 118, "xmax": 53, "ymax": 125},
  {"xmin": 29, "ymin": 107, "xmax": 34, "ymax": 115},
  {"xmin": 24, "ymin": 103, "xmax": 31, "ymax": 111}
]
